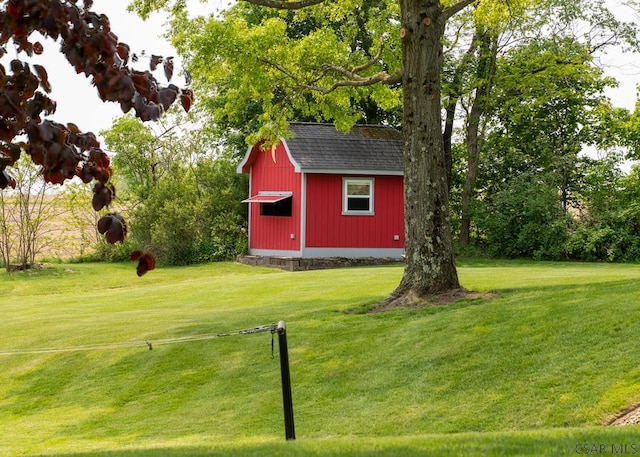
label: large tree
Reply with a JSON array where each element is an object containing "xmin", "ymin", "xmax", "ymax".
[
  {"xmin": 132, "ymin": 0, "xmax": 519, "ymax": 303},
  {"xmin": 483, "ymin": 37, "xmax": 621, "ymax": 209}
]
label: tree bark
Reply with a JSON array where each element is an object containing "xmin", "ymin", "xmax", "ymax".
[{"xmin": 388, "ymin": 0, "xmax": 460, "ymax": 304}]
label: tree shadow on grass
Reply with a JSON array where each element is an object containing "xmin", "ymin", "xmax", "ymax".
[{"xmin": 341, "ymin": 274, "xmax": 640, "ymax": 316}]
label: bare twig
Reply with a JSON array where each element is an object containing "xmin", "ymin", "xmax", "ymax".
[{"xmin": 443, "ymin": 0, "xmax": 479, "ymax": 22}]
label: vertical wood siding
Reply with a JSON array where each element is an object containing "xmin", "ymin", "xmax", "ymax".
[
  {"xmin": 305, "ymin": 174, "xmax": 405, "ymax": 248},
  {"xmin": 248, "ymin": 143, "xmax": 301, "ymax": 251}
]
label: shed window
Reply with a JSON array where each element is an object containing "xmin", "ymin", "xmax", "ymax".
[
  {"xmin": 261, "ymin": 197, "xmax": 292, "ymax": 217},
  {"xmin": 241, "ymin": 191, "xmax": 293, "ymax": 217},
  {"xmin": 343, "ymin": 178, "xmax": 374, "ymax": 215}
]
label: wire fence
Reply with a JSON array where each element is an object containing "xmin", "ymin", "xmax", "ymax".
[
  {"xmin": 0, "ymin": 320, "xmax": 295, "ymax": 439},
  {"xmin": 0, "ymin": 324, "xmax": 275, "ymax": 356}
]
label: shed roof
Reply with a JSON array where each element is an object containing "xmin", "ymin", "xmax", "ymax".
[
  {"xmin": 286, "ymin": 123, "xmax": 403, "ymax": 174},
  {"xmin": 238, "ymin": 122, "xmax": 404, "ymax": 175}
]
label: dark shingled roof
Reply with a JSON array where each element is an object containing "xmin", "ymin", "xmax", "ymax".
[{"xmin": 285, "ymin": 122, "xmax": 403, "ymax": 174}]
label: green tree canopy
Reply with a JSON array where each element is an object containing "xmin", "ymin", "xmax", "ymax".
[
  {"xmin": 102, "ymin": 111, "xmax": 248, "ymax": 265},
  {"xmin": 483, "ymin": 36, "xmax": 622, "ymax": 209}
]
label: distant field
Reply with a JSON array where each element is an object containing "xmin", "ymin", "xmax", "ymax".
[
  {"xmin": 40, "ymin": 209, "xmax": 87, "ymax": 260},
  {"xmin": 1, "ymin": 193, "xmax": 100, "ymax": 261},
  {"xmin": 2, "ymin": 260, "xmax": 640, "ymax": 456}
]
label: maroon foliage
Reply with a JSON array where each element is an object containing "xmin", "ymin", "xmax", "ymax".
[
  {"xmin": 0, "ymin": 169, "xmax": 15, "ymax": 188},
  {"xmin": 116, "ymin": 42, "xmax": 130, "ymax": 65},
  {"xmin": 158, "ymin": 84, "xmax": 178, "ymax": 111},
  {"xmin": 130, "ymin": 250, "xmax": 156, "ymax": 276},
  {"xmin": 163, "ymin": 56, "xmax": 173, "ymax": 81},
  {"xmin": 149, "ymin": 54, "xmax": 162, "ymax": 71},
  {"xmin": 0, "ymin": 0, "xmax": 194, "ymax": 273},
  {"xmin": 97, "ymin": 213, "xmax": 127, "ymax": 244},
  {"xmin": 91, "ymin": 181, "xmax": 115, "ymax": 211},
  {"xmin": 181, "ymin": 89, "xmax": 194, "ymax": 112}
]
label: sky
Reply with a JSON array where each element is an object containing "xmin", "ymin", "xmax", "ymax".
[
  {"xmin": 600, "ymin": 1, "xmax": 640, "ymax": 110},
  {"xmin": 23, "ymin": 1, "xmax": 228, "ymax": 151},
  {"xmin": 13, "ymin": 0, "xmax": 640, "ymax": 153}
]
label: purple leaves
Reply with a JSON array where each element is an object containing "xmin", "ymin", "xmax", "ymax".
[
  {"xmin": 98, "ymin": 213, "xmax": 127, "ymax": 244},
  {"xmin": 130, "ymin": 250, "xmax": 156, "ymax": 277},
  {"xmin": 0, "ymin": 1, "xmax": 193, "ymax": 276}
]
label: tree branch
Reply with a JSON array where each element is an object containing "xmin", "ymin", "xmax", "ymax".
[
  {"xmin": 299, "ymin": 70, "xmax": 403, "ymax": 94},
  {"xmin": 258, "ymin": 57, "xmax": 402, "ymax": 95},
  {"xmin": 443, "ymin": 0, "xmax": 479, "ymax": 22},
  {"xmin": 242, "ymin": 0, "xmax": 328, "ymax": 10},
  {"xmin": 350, "ymin": 37, "xmax": 386, "ymax": 74}
]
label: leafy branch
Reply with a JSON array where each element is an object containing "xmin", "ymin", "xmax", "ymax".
[
  {"xmin": 0, "ymin": 0, "xmax": 192, "ymax": 274},
  {"xmin": 258, "ymin": 38, "xmax": 402, "ymax": 95}
]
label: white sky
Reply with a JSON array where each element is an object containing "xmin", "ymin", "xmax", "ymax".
[
  {"xmin": 600, "ymin": 0, "xmax": 640, "ymax": 110},
  {"xmin": 9, "ymin": 0, "xmax": 640, "ymax": 151},
  {"xmin": 20, "ymin": 1, "xmax": 228, "ymax": 150}
]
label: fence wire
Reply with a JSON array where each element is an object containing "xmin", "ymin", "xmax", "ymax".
[{"xmin": 0, "ymin": 324, "xmax": 274, "ymax": 356}]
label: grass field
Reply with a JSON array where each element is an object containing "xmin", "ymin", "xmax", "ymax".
[{"xmin": 2, "ymin": 260, "xmax": 640, "ymax": 456}]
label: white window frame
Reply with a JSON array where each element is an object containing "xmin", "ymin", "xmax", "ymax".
[{"xmin": 342, "ymin": 177, "xmax": 374, "ymax": 215}]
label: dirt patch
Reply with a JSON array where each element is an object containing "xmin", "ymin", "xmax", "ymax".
[
  {"xmin": 606, "ymin": 403, "xmax": 640, "ymax": 426},
  {"xmin": 431, "ymin": 288, "xmax": 496, "ymax": 305},
  {"xmin": 370, "ymin": 288, "xmax": 497, "ymax": 313}
]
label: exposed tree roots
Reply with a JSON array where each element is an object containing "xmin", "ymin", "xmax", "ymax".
[{"xmin": 372, "ymin": 287, "xmax": 496, "ymax": 313}]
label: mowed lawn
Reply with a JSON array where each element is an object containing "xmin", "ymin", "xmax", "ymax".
[{"xmin": 2, "ymin": 260, "xmax": 640, "ymax": 456}]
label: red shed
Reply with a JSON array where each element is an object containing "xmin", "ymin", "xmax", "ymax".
[{"xmin": 238, "ymin": 122, "xmax": 405, "ymax": 259}]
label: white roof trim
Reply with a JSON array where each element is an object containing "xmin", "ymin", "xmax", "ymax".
[
  {"xmin": 302, "ymin": 169, "xmax": 403, "ymax": 176},
  {"xmin": 236, "ymin": 143, "xmax": 254, "ymax": 174},
  {"xmin": 236, "ymin": 139, "xmax": 302, "ymax": 174},
  {"xmin": 281, "ymin": 139, "xmax": 301, "ymax": 172}
]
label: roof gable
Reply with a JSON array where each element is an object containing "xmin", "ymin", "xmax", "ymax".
[{"xmin": 238, "ymin": 122, "xmax": 404, "ymax": 175}]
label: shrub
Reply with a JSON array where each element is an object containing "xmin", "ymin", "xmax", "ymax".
[{"xmin": 476, "ymin": 175, "xmax": 569, "ymax": 260}]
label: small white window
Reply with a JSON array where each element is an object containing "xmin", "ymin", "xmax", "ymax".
[{"xmin": 343, "ymin": 178, "xmax": 374, "ymax": 215}]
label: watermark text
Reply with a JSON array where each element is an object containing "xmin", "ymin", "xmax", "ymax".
[{"xmin": 575, "ymin": 443, "xmax": 640, "ymax": 455}]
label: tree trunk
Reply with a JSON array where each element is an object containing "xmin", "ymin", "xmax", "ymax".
[
  {"xmin": 458, "ymin": 86, "xmax": 483, "ymax": 246},
  {"xmin": 442, "ymin": 97, "xmax": 456, "ymax": 192},
  {"xmin": 443, "ymin": 31, "xmax": 480, "ymax": 193},
  {"xmin": 459, "ymin": 30, "xmax": 497, "ymax": 247},
  {"xmin": 388, "ymin": 0, "xmax": 460, "ymax": 304}
]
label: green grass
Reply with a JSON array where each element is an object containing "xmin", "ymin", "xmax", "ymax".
[{"xmin": 2, "ymin": 260, "xmax": 640, "ymax": 456}]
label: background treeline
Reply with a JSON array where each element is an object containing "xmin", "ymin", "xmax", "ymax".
[{"xmin": 455, "ymin": 159, "xmax": 640, "ymax": 262}]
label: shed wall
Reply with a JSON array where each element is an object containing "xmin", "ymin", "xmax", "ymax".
[
  {"xmin": 305, "ymin": 174, "xmax": 404, "ymax": 249},
  {"xmin": 248, "ymin": 143, "xmax": 301, "ymax": 251}
]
